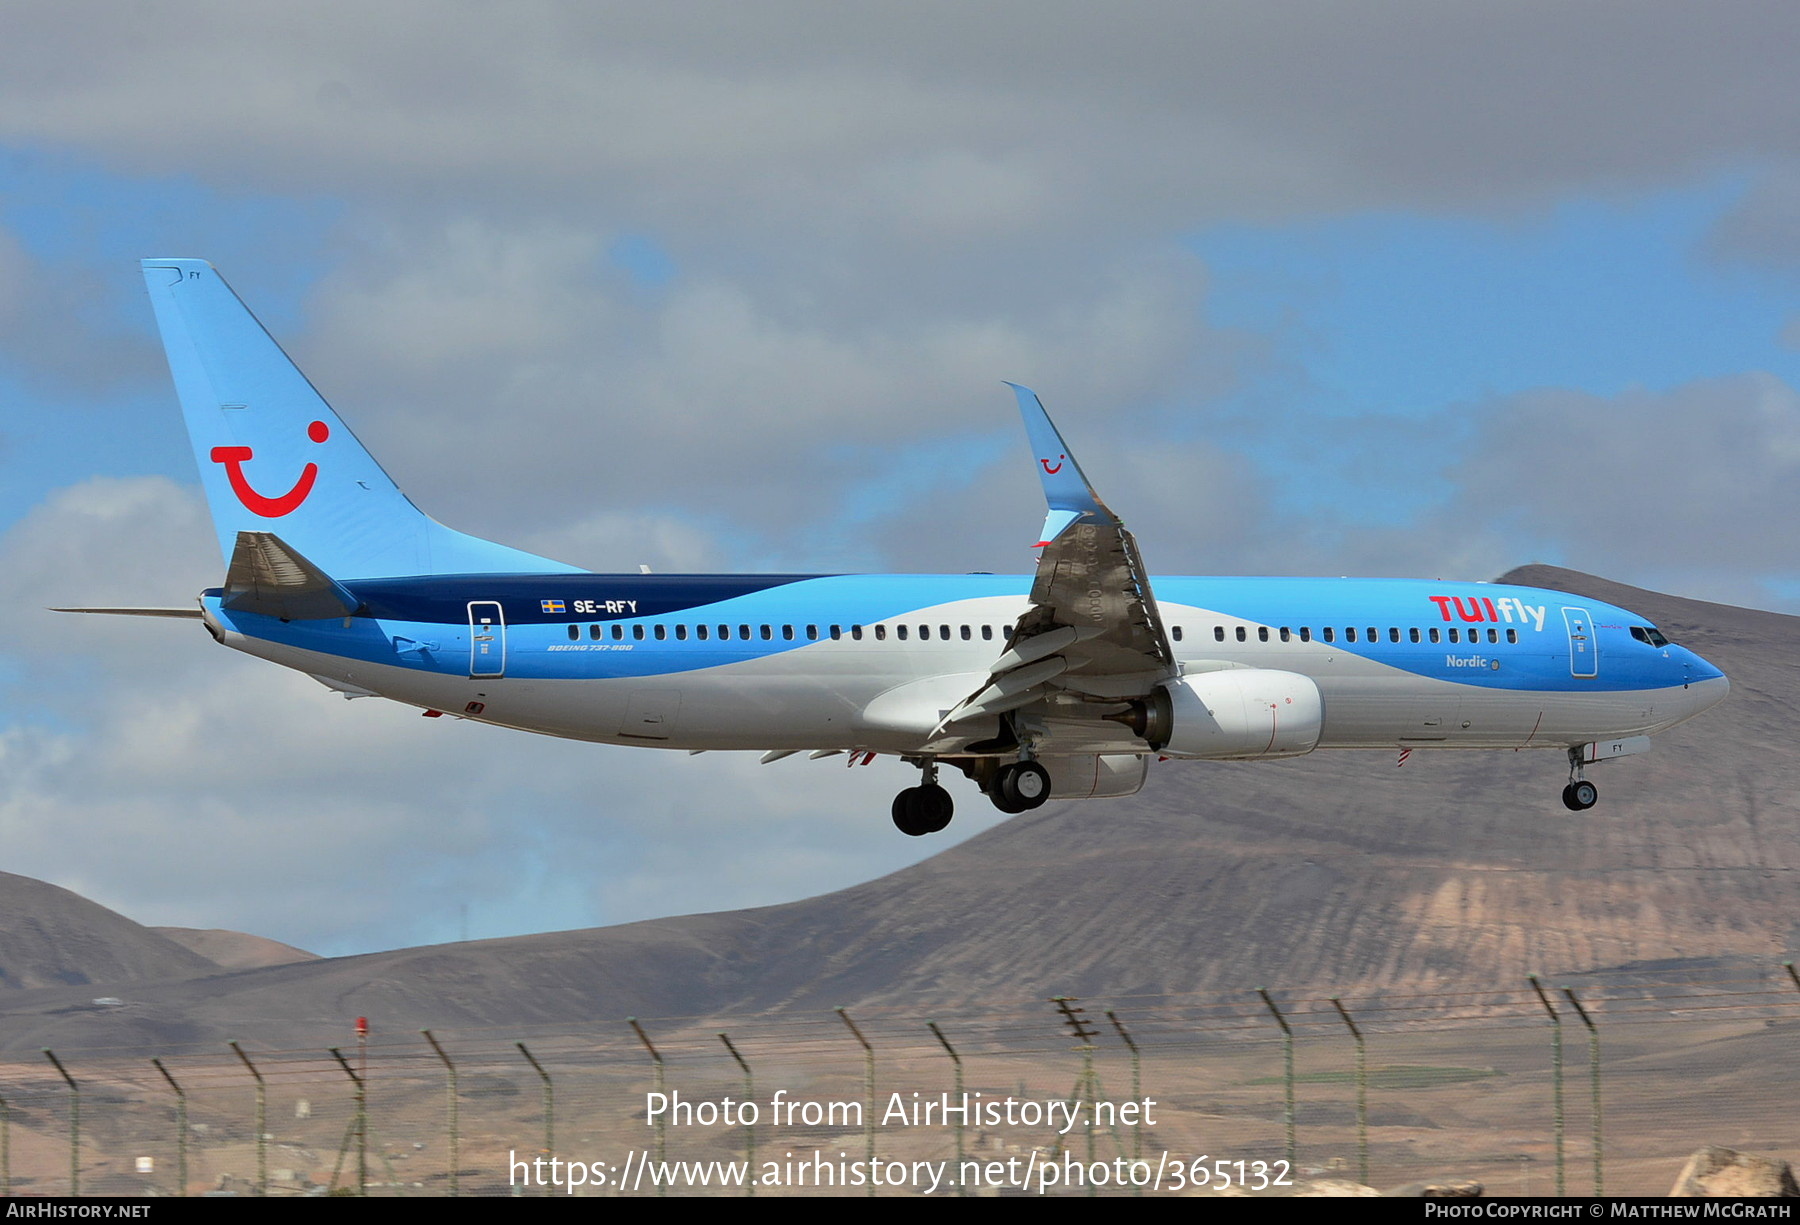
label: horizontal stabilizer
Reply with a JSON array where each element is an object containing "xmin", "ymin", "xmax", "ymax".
[
  {"xmin": 223, "ymin": 531, "xmax": 360, "ymax": 620},
  {"xmin": 49, "ymin": 607, "xmax": 202, "ymax": 619}
]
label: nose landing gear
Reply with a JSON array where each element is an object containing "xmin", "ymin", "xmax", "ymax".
[
  {"xmin": 892, "ymin": 759, "xmax": 954, "ymax": 836},
  {"xmin": 1562, "ymin": 748, "xmax": 1598, "ymax": 811}
]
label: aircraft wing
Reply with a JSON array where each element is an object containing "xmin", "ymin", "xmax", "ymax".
[{"xmin": 940, "ymin": 385, "xmax": 1175, "ymax": 731}]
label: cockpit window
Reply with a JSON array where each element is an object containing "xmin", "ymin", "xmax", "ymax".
[{"xmin": 1630, "ymin": 625, "xmax": 1671, "ymax": 648}]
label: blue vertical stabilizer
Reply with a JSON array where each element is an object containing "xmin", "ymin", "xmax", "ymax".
[{"xmin": 141, "ymin": 258, "xmax": 583, "ymax": 578}]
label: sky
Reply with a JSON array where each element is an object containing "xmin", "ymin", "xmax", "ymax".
[{"xmin": 4, "ymin": 2, "xmax": 1800, "ymax": 957}]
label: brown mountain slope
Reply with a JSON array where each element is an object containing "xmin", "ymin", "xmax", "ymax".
[
  {"xmin": 0, "ymin": 568, "xmax": 1789, "ymax": 1050},
  {"xmin": 149, "ymin": 927, "xmax": 318, "ymax": 970},
  {"xmin": 0, "ymin": 873, "xmax": 218, "ymax": 989}
]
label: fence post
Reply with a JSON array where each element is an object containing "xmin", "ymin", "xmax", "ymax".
[
  {"xmin": 228, "ymin": 1042, "xmax": 267, "ymax": 1196},
  {"xmin": 328, "ymin": 1047, "xmax": 366, "ymax": 1195},
  {"xmin": 1255, "ymin": 989, "xmax": 1296, "ymax": 1168},
  {"xmin": 42, "ymin": 1050, "xmax": 77, "ymax": 1197},
  {"xmin": 719, "ymin": 1033, "xmax": 754, "ymax": 1198},
  {"xmin": 1105, "ymin": 1010, "xmax": 1143, "ymax": 1167},
  {"xmin": 422, "ymin": 1032, "xmax": 458, "ymax": 1197},
  {"xmin": 1562, "ymin": 987, "xmax": 1602, "ymax": 1197},
  {"xmin": 927, "ymin": 1021, "xmax": 966, "ymax": 1197},
  {"xmin": 836, "ymin": 1008, "xmax": 876, "ymax": 1196},
  {"xmin": 628, "ymin": 1019, "xmax": 666, "ymax": 1197},
  {"xmin": 151, "ymin": 1059, "xmax": 187, "ymax": 1197},
  {"xmin": 1329, "ymin": 998, "xmax": 1368, "ymax": 1188},
  {"xmin": 1101, "ymin": 1007, "xmax": 1144, "ymax": 1201},
  {"xmin": 516, "ymin": 1043, "xmax": 553, "ymax": 1195},
  {"xmin": 1051, "ymin": 998, "xmax": 1101, "ymax": 1196},
  {"xmin": 1527, "ymin": 975, "xmax": 1565, "ymax": 1197},
  {"xmin": 0, "ymin": 1089, "xmax": 11, "ymax": 1197}
]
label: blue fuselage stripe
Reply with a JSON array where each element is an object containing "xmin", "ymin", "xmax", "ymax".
[{"xmin": 206, "ymin": 573, "xmax": 1724, "ymax": 695}]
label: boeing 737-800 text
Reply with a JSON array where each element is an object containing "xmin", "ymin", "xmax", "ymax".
[{"xmin": 59, "ymin": 260, "xmax": 1730, "ymax": 836}]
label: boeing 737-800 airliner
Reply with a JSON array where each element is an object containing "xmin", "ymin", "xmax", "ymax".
[{"xmin": 61, "ymin": 259, "xmax": 1730, "ymax": 836}]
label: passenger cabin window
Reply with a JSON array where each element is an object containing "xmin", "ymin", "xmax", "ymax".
[
  {"xmin": 874, "ymin": 625, "xmax": 887, "ymax": 641},
  {"xmin": 782, "ymin": 625, "xmax": 795, "ymax": 640},
  {"xmin": 1258, "ymin": 627, "xmax": 1268, "ymax": 642},
  {"xmin": 1409, "ymin": 628, "xmax": 1420, "ymax": 643},
  {"xmin": 633, "ymin": 625, "xmax": 645, "ymax": 640},
  {"xmin": 1280, "ymin": 627, "xmax": 1291, "ymax": 642},
  {"xmin": 760, "ymin": 625, "xmax": 772, "ymax": 640},
  {"xmin": 654, "ymin": 625, "xmax": 667, "ymax": 640},
  {"xmin": 961, "ymin": 625, "xmax": 971, "ymax": 641},
  {"xmin": 981, "ymin": 626, "xmax": 993, "ymax": 641},
  {"xmin": 1235, "ymin": 627, "xmax": 1246, "ymax": 642},
  {"xmin": 897, "ymin": 625, "xmax": 908, "ymax": 641},
  {"xmin": 1299, "ymin": 627, "xmax": 1311, "ymax": 642},
  {"xmin": 1388, "ymin": 628, "xmax": 1400, "ymax": 643},
  {"xmin": 566, "ymin": 625, "xmax": 579, "ymax": 641},
  {"xmin": 1507, "ymin": 629, "xmax": 1518, "ymax": 643},
  {"xmin": 1322, "ymin": 627, "xmax": 1334, "ymax": 643},
  {"xmin": 1448, "ymin": 628, "xmax": 1459, "ymax": 643},
  {"xmin": 697, "ymin": 624, "xmax": 709, "ymax": 640},
  {"xmin": 589, "ymin": 624, "xmax": 601, "ymax": 640},
  {"xmin": 1214, "ymin": 626, "xmax": 1225, "ymax": 642},
  {"xmin": 1428, "ymin": 628, "xmax": 1440, "ymax": 643},
  {"xmin": 1346, "ymin": 628, "xmax": 1357, "ymax": 643}
]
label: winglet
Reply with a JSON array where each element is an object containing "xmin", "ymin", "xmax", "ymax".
[{"xmin": 1005, "ymin": 383, "xmax": 1117, "ymax": 546}]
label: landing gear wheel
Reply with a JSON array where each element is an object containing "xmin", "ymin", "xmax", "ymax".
[
  {"xmin": 989, "ymin": 785, "xmax": 1028, "ymax": 815},
  {"xmin": 918, "ymin": 783, "xmax": 953, "ymax": 833},
  {"xmin": 1561, "ymin": 780, "xmax": 1598, "ymax": 811},
  {"xmin": 892, "ymin": 788, "xmax": 930, "ymax": 836},
  {"xmin": 892, "ymin": 784, "xmax": 955, "ymax": 835},
  {"xmin": 997, "ymin": 761, "xmax": 1052, "ymax": 811}
]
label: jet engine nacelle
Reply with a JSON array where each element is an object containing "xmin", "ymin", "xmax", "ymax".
[
  {"xmin": 1135, "ymin": 669, "xmax": 1323, "ymax": 760},
  {"xmin": 1042, "ymin": 753, "xmax": 1149, "ymax": 800}
]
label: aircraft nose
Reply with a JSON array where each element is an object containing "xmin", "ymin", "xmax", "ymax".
[{"xmin": 1686, "ymin": 672, "xmax": 1729, "ymax": 715}]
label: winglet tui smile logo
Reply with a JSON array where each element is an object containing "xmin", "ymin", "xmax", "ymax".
[{"xmin": 210, "ymin": 420, "xmax": 329, "ymax": 517}]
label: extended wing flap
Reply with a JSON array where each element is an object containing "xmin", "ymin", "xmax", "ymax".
[
  {"xmin": 943, "ymin": 387, "xmax": 1174, "ymax": 731},
  {"xmin": 222, "ymin": 530, "xmax": 360, "ymax": 620}
]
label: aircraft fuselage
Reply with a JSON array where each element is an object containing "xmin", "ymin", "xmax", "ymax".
[{"xmin": 207, "ymin": 571, "xmax": 1726, "ymax": 758}]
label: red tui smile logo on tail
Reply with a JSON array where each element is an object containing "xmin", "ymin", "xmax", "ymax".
[{"xmin": 210, "ymin": 420, "xmax": 329, "ymax": 517}]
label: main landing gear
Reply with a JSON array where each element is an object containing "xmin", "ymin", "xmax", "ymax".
[
  {"xmin": 892, "ymin": 760, "xmax": 954, "ymax": 837},
  {"xmin": 1562, "ymin": 748, "xmax": 1598, "ymax": 811},
  {"xmin": 988, "ymin": 760, "xmax": 1051, "ymax": 815}
]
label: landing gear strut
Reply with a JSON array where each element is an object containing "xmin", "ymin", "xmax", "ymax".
[
  {"xmin": 892, "ymin": 760, "xmax": 954, "ymax": 836},
  {"xmin": 988, "ymin": 760, "xmax": 1052, "ymax": 814},
  {"xmin": 1562, "ymin": 749, "xmax": 1598, "ymax": 811}
]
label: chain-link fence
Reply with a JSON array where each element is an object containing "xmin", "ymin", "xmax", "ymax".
[{"xmin": 4, "ymin": 962, "xmax": 1798, "ymax": 1196}]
